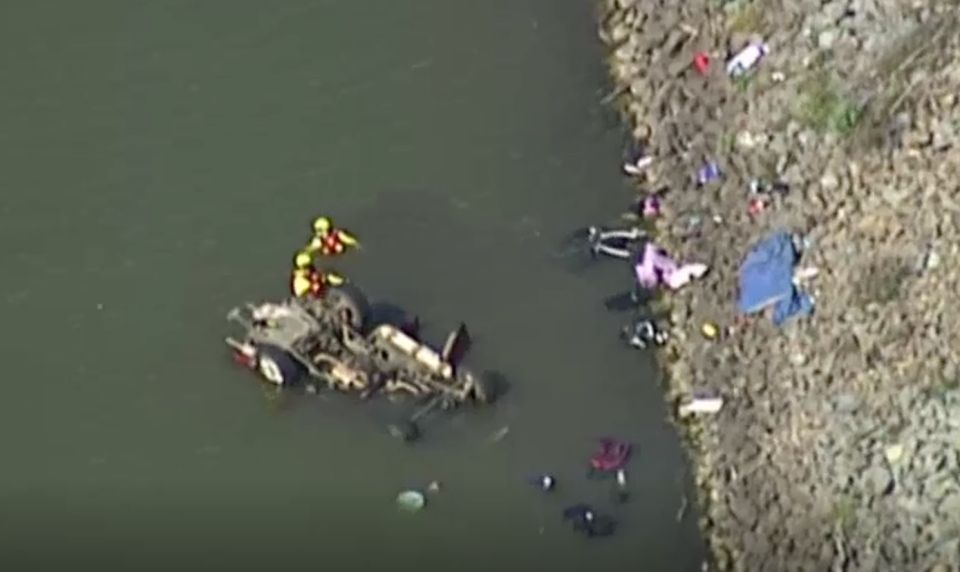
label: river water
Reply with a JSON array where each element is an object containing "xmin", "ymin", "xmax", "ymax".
[{"xmin": 0, "ymin": 1, "xmax": 704, "ymax": 570}]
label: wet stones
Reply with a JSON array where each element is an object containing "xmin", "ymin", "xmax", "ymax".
[
  {"xmin": 860, "ymin": 465, "xmax": 894, "ymax": 497},
  {"xmin": 597, "ymin": 0, "xmax": 960, "ymax": 569}
]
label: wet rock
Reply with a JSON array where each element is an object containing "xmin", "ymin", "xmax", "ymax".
[
  {"xmin": 884, "ymin": 443, "xmax": 905, "ymax": 464},
  {"xmin": 820, "ymin": 171, "xmax": 840, "ymax": 191},
  {"xmin": 598, "ymin": 0, "xmax": 960, "ymax": 569},
  {"xmin": 861, "ymin": 465, "xmax": 894, "ymax": 496},
  {"xmin": 938, "ymin": 491, "xmax": 960, "ymax": 515},
  {"xmin": 818, "ymin": 29, "xmax": 839, "ymax": 49},
  {"xmin": 834, "ymin": 392, "xmax": 860, "ymax": 413}
]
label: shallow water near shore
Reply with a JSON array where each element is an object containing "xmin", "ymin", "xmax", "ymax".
[{"xmin": 0, "ymin": 1, "xmax": 704, "ymax": 569}]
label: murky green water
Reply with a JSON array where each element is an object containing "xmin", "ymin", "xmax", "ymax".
[{"xmin": 0, "ymin": 1, "xmax": 703, "ymax": 570}]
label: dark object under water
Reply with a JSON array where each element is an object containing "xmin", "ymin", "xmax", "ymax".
[
  {"xmin": 587, "ymin": 226, "xmax": 646, "ymax": 260},
  {"xmin": 589, "ymin": 438, "xmax": 632, "ymax": 475},
  {"xmin": 562, "ymin": 504, "xmax": 616, "ymax": 538},
  {"xmin": 531, "ymin": 474, "xmax": 556, "ymax": 492},
  {"xmin": 622, "ymin": 318, "xmax": 669, "ymax": 349}
]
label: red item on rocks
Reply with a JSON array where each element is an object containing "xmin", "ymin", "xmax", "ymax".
[
  {"xmin": 693, "ymin": 52, "xmax": 710, "ymax": 75},
  {"xmin": 748, "ymin": 198, "xmax": 765, "ymax": 216}
]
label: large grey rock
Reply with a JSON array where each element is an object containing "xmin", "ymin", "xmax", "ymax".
[
  {"xmin": 818, "ymin": 29, "xmax": 839, "ymax": 49},
  {"xmin": 938, "ymin": 491, "xmax": 960, "ymax": 516},
  {"xmin": 861, "ymin": 465, "xmax": 895, "ymax": 497},
  {"xmin": 834, "ymin": 392, "xmax": 860, "ymax": 413}
]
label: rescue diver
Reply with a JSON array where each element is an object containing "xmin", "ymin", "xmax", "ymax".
[
  {"xmin": 294, "ymin": 250, "xmax": 314, "ymax": 271},
  {"xmin": 307, "ymin": 216, "xmax": 358, "ymax": 257},
  {"xmin": 290, "ymin": 265, "xmax": 345, "ymax": 298},
  {"xmin": 292, "ymin": 251, "xmax": 317, "ymax": 297},
  {"xmin": 291, "ymin": 267, "xmax": 318, "ymax": 298}
]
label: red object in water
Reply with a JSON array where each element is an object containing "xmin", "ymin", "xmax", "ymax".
[
  {"xmin": 693, "ymin": 52, "xmax": 710, "ymax": 75},
  {"xmin": 590, "ymin": 438, "xmax": 632, "ymax": 472},
  {"xmin": 233, "ymin": 350, "xmax": 257, "ymax": 369}
]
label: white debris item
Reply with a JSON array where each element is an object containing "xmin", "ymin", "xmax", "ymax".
[
  {"xmin": 726, "ymin": 43, "xmax": 769, "ymax": 77},
  {"xmin": 396, "ymin": 490, "xmax": 426, "ymax": 512},
  {"xmin": 678, "ymin": 397, "xmax": 724, "ymax": 417}
]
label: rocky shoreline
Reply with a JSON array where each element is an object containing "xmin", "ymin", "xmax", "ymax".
[{"xmin": 596, "ymin": 0, "xmax": 960, "ymax": 570}]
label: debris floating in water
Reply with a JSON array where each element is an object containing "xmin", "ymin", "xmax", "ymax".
[
  {"xmin": 396, "ymin": 490, "xmax": 426, "ymax": 512},
  {"xmin": 533, "ymin": 474, "xmax": 556, "ymax": 491},
  {"xmin": 488, "ymin": 425, "xmax": 510, "ymax": 443}
]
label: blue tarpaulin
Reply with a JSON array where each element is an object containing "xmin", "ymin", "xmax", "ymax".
[{"xmin": 737, "ymin": 231, "xmax": 814, "ymax": 326}]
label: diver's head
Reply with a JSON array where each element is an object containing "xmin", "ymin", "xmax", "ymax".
[
  {"xmin": 294, "ymin": 251, "xmax": 312, "ymax": 269},
  {"xmin": 313, "ymin": 216, "xmax": 332, "ymax": 233}
]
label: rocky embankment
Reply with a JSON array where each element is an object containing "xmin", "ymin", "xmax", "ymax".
[{"xmin": 597, "ymin": 0, "xmax": 960, "ymax": 570}]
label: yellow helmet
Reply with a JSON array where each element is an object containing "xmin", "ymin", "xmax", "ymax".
[
  {"xmin": 313, "ymin": 216, "xmax": 332, "ymax": 233},
  {"xmin": 294, "ymin": 251, "xmax": 312, "ymax": 269}
]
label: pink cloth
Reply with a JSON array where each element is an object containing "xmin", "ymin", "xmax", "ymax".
[
  {"xmin": 641, "ymin": 196, "xmax": 660, "ymax": 218},
  {"xmin": 634, "ymin": 243, "xmax": 708, "ymax": 290}
]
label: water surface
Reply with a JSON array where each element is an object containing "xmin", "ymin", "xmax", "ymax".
[{"xmin": 0, "ymin": 1, "xmax": 703, "ymax": 570}]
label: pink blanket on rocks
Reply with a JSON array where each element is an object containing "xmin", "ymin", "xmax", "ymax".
[{"xmin": 634, "ymin": 243, "xmax": 708, "ymax": 290}]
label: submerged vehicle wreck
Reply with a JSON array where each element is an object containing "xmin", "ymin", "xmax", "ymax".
[{"xmin": 225, "ymin": 284, "xmax": 499, "ymax": 442}]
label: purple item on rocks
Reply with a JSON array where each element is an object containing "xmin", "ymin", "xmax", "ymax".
[
  {"xmin": 641, "ymin": 196, "xmax": 660, "ymax": 218},
  {"xmin": 697, "ymin": 162, "xmax": 721, "ymax": 185},
  {"xmin": 634, "ymin": 243, "xmax": 709, "ymax": 291}
]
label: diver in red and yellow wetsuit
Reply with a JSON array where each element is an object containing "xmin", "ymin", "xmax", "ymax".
[
  {"xmin": 290, "ymin": 252, "xmax": 345, "ymax": 298},
  {"xmin": 290, "ymin": 268, "xmax": 346, "ymax": 298},
  {"xmin": 307, "ymin": 216, "xmax": 358, "ymax": 257}
]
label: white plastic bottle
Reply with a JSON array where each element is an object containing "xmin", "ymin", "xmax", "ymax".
[
  {"xmin": 678, "ymin": 396, "xmax": 724, "ymax": 417},
  {"xmin": 726, "ymin": 43, "xmax": 769, "ymax": 78}
]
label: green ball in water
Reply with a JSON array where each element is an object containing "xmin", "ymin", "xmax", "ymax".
[{"xmin": 396, "ymin": 490, "xmax": 425, "ymax": 512}]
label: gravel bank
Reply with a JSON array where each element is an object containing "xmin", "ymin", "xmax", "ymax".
[{"xmin": 597, "ymin": 0, "xmax": 960, "ymax": 570}]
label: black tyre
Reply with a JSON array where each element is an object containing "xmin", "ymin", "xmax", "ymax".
[
  {"xmin": 255, "ymin": 344, "xmax": 305, "ymax": 387},
  {"xmin": 325, "ymin": 284, "xmax": 371, "ymax": 332},
  {"xmin": 387, "ymin": 420, "xmax": 420, "ymax": 443}
]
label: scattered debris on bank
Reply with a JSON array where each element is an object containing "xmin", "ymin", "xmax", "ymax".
[{"xmin": 598, "ymin": 0, "xmax": 960, "ymax": 569}]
